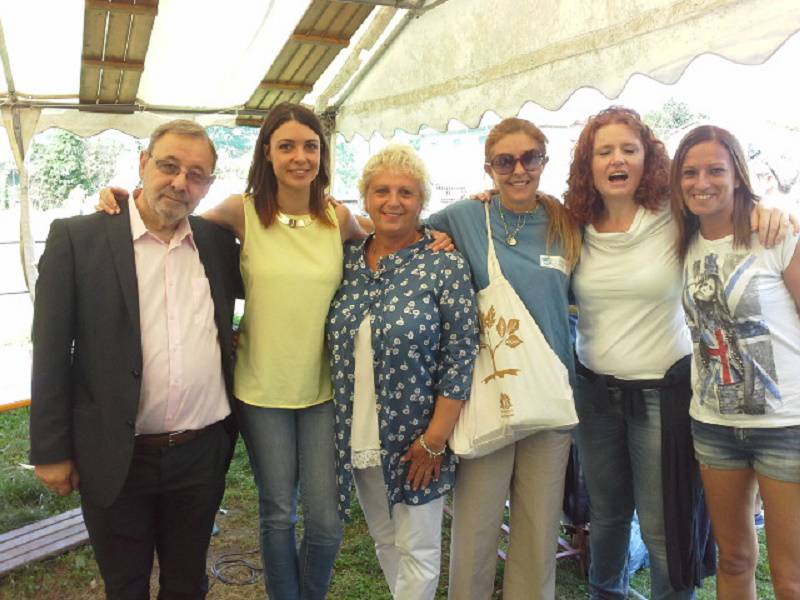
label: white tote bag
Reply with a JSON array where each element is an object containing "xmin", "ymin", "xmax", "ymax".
[{"xmin": 449, "ymin": 203, "xmax": 578, "ymax": 458}]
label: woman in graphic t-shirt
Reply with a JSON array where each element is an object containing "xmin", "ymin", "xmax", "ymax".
[{"xmin": 673, "ymin": 124, "xmax": 800, "ymax": 600}]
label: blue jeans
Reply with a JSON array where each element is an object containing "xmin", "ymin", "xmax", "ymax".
[
  {"xmin": 238, "ymin": 400, "xmax": 343, "ymax": 600},
  {"xmin": 575, "ymin": 378, "xmax": 695, "ymax": 600}
]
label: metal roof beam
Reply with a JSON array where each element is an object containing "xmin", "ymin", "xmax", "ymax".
[
  {"xmin": 82, "ymin": 57, "xmax": 145, "ymax": 72},
  {"xmin": 259, "ymin": 80, "xmax": 314, "ymax": 92},
  {"xmin": 291, "ymin": 33, "xmax": 350, "ymax": 48},
  {"xmin": 0, "ymin": 18, "xmax": 16, "ymax": 99},
  {"xmin": 337, "ymin": 0, "xmax": 424, "ymax": 7},
  {"xmin": 85, "ymin": 0, "xmax": 158, "ymax": 17}
]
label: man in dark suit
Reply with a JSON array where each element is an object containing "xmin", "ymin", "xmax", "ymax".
[{"xmin": 29, "ymin": 120, "xmax": 241, "ymax": 599}]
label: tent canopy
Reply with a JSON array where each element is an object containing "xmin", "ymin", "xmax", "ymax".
[
  {"xmin": 1, "ymin": 0, "xmax": 412, "ymax": 139},
  {"xmin": 1, "ymin": 0, "xmax": 799, "ymax": 141},
  {"xmin": 335, "ymin": 0, "xmax": 800, "ymax": 138},
  {"xmin": 1, "ymin": 0, "xmax": 799, "ymax": 299}
]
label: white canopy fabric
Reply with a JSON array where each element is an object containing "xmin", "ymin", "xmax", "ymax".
[
  {"xmin": 334, "ymin": 0, "xmax": 800, "ymax": 139},
  {"xmin": 1, "ymin": 0, "xmax": 799, "ymax": 140},
  {"xmin": 32, "ymin": 109, "xmax": 239, "ymax": 140}
]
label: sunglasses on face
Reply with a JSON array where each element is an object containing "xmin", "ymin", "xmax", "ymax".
[{"xmin": 486, "ymin": 150, "xmax": 548, "ymax": 175}]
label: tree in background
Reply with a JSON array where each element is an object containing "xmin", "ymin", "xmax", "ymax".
[
  {"xmin": 207, "ymin": 126, "xmax": 258, "ymax": 181},
  {"xmin": 27, "ymin": 130, "xmax": 126, "ymax": 211},
  {"xmin": 207, "ymin": 126, "xmax": 255, "ymax": 160},
  {"xmin": 333, "ymin": 136, "xmax": 359, "ymax": 201},
  {"xmin": 84, "ymin": 135, "xmax": 140, "ymax": 195},
  {"xmin": 644, "ymin": 98, "xmax": 707, "ymax": 135},
  {"xmin": 0, "ymin": 165, "xmax": 18, "ymax": 210},
  {"xmin": 27, "ymin": 130, "xmax": 86, "ymax": 209}
]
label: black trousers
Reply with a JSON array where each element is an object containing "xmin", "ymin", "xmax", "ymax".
[{"xmin": 81, "ymin": 421, "xmax": 232, "ymax": 600}]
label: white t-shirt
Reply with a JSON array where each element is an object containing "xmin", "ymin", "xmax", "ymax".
[
  {"xmin": 573, "ymin": 206, "xmax": 691, "ymax": 379},
  {"xmin": 351, "ymin": 315, "xmax": 382, "ymax": 469},
  {"xmin": 684, "ymin": 231, "xmax": 800, "ymax": 427}
]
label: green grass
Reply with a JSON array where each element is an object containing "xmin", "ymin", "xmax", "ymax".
[
  {"xmin": 0, "ymin": 408, "xmax": 778, "ymax": 598},
  {"xmin": 0, "ymin": 408, "xmax": 81, "ymax": 533}
]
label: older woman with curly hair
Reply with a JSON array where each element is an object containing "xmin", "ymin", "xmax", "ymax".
[
  {"xmin": 564, "ymin": 107, "xmax": 791, "ymax": 600},
  {"xmin": 326, "ymin": 144, "xmax": 479, "ymax": 600}
]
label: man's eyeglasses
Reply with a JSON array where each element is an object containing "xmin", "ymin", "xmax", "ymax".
[
  {"xmin": 486, "ymin": 150, "xmax": 548, "ymax": 175},
  {"xmin": 149, "ymin": 155, "xmax": 215, "ymax": 187}
]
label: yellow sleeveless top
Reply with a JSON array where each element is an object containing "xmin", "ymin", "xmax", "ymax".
[{"xmin": 234, "ymin": 195, "xmax": 343, "ymax": 408}]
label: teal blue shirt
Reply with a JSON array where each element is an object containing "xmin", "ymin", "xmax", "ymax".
[{"xmin": 427, "ymin": 196, "xmax": 575, "ymax": 383}]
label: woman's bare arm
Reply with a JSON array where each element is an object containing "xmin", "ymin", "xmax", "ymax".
[
  {"xmin": 202, "ymin": 194, "xmax": 246, "ymax": 241},
  {"xmin": 783, "ymin": 240, "xmax": 800, "ymax": 313},
  {"xmin": 96, "ymin": 187, "xmax": 246, "ymax": 243},
  {"xmin": 334, "ymin": 202, "xmax": 368, "ymax": 242}
]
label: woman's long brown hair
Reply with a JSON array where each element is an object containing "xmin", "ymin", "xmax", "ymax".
[
  {"xmin": 670, "ymin": 125, "xmax": 758, "ymax": 260},
  {"xmin": 245, "ymin": 102, "xmax": 334, "ymax": 228}
]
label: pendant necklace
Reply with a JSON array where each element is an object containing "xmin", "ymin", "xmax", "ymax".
[
  {"xmin": 496, "ymin": 199, "xmax": 534, "ymax": 246},
  {"xmin": 276, "ymin": 212, "xmax": 315, "ymax": 228}
]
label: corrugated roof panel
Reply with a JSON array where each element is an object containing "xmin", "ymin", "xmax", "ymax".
[
  {"xmin": 238, "ymin": 0, "xmax": 375, "ymax": 123},
  {"xmin": 79, "ymin": 6, "xmax": 106, "ymax": 101}
]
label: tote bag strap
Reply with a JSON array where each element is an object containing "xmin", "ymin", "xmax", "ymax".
[
  {"xmin": 483, "ymin": 201, "xmax": 573, "ymax": 380},
  {"xmin": 483, "ymin": 201, "xmax": 504, "ymax": 282}
]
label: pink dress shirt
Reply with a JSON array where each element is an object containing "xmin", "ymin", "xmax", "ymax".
[{"xmin": 129, "ymin": 201, "xmax": 230, "ymax": 434}]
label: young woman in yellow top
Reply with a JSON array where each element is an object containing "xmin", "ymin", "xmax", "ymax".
[{"xmin": 202, "ymin": 103, "xmax": 363, "ymax": 600}]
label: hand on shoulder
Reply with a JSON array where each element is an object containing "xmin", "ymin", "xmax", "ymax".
[
  {"xmin": 751, "ymin": 203, "xmax": 800, "ymax": 248},
  {"xmin": 469, "ymin": 188, "xmax": 498, "ymax": 202},
  {"xmin": 95, "ymin": 186, "xmax": 132, "ymax": 215}
]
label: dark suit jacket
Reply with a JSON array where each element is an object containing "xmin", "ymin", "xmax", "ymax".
[{"xmin": 29, "ymin": 199, "xmax": 242, "ymax": 507}]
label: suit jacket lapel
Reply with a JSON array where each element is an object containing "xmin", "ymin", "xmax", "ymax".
[
  {"xmin": 191, "ymin": 218, "xmax": 233, "ymax": 377},
  {"xmin": 106, "ymin": 199, "xmax": 141, "ymax": 342}
]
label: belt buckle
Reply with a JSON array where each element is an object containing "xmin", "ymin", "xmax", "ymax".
[{"xmin": 167, "ymin": 430, "xmax": 187, "ymax": 447}]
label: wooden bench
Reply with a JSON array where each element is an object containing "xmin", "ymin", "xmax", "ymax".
[
  {"xmin": 0, "ymin": 508, "xmax": 89, "ymax": 577},
  {"xmin": 0, "ymin": 398, "xmax": 31, "ymax": 413},
  {"xmin": 0, "ymin": 399, "xmax": 90, "ymax": 575}
]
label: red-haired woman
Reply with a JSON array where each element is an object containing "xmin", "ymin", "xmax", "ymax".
[{"xmin": 564, "ymin": 107, "xmax": 791, "ymax": 600}]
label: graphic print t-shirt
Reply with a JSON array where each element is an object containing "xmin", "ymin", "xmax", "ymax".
[{"xmin": 683, "ymin": 231, "xmax": 800, "ymax": 427}]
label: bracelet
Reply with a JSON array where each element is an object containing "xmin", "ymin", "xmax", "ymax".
[{"xmin": 419, "ymin": 434, "xmax": 446, "ymax": 458}]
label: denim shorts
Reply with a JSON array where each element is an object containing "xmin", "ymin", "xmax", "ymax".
[{"xmin": 691, "ymin": 419, "xmax": 800, "ymax": 483}]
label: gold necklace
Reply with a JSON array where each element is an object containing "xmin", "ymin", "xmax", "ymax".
[
  {"xmin": 495, "ymin": 199, "xmax": 535, "ymax": 246},
  {"xmin": 276, "ymin": 212, "xmax": 314, "ymax": 228}
]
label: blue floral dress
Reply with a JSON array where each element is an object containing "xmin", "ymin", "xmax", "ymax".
[{"xmin": 326, "ymin": 231, "xmax": 479, "ymax": 519}]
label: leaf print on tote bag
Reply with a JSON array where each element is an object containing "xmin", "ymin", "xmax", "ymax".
[{"xmin": 449, "ymin": 203, "xmax": 577, "ymax": 458}]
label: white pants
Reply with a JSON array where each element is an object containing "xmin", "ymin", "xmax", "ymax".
[
  {"xmin": 448, "ymin": 430, "xmax": 572, "ymax": 600},
  {"xmin": 354, "ymin": 466, "xmax": 444, "ymax": 600}
]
